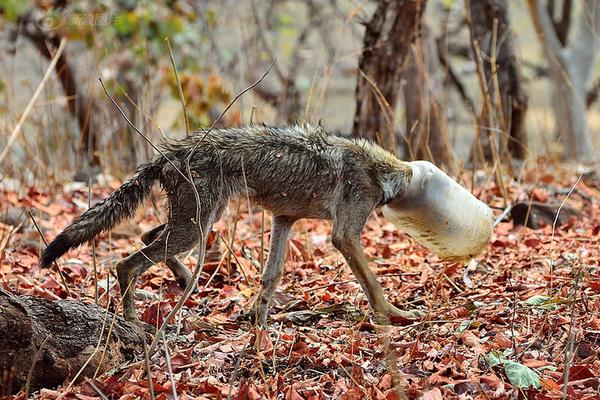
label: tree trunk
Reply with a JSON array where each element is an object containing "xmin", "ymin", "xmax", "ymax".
[
  {"xmin": 0, "ymin": 288, "xmax": 144, "ymax": 396},
  {"xmin": 403, "ymin": 19, "xmax": 455, "ymax": 171},
  {"xmin": 20, "ymin": 12, "xmax": 100, "ymax": 168},
  {"xmin": 546, "ymin": 0, "xmax": 572, "ymax": 46},
  {"xmin": 469, "ymin": 0, "xmax": 529, "ymax": 159},
  {"xmin": 352, "ymin": 0, "xmax": 426, "ymax": 154},
  {"xmin": 528, "ymin": 0, "xmax": 598, "ymax": 162}
]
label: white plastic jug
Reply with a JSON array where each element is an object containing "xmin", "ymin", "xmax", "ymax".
[{"xmin": 382, "ymin": 161, "xmax": 493, "ymax": 262}]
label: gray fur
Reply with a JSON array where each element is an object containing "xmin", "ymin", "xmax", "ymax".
[{"xmin": 41, "ymin": 124, "xmax": 419, "ymax": 325}]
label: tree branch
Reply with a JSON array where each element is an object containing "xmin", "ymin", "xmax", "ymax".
[{"xmin": 527, "ymin": 0, "xmax": 566, "ymax": 62}]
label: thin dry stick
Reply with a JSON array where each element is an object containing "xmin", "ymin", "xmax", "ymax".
[
  {"xmin": 259, "ymin": 210, "xmax": 265, "ymax": 273},
  {"xmin": 92, "ymin": 279, "xmax": 135, "ymax": 379},
  {"xmin": 186, "ymin": 59, "xmax": 277, "ymax": 159},
  {"xmin": 0, "ymin": 39, "xmax": 65, "ymax": 165},
  {"xmin": 562, "ymin": 266, "xmax": 584, "ymax": 400},
  {"xmin": 69, "ymin": 295, "xmax": 114, "ymax": 386},
  {"xmin": 27, "ymin": 210, "xmax": 70, "ymax": 296},
  {"xmin": 226, "ymin": 342, "xmax": 249, "ymax": 400},
  {"xmin": 226, "ymin": 199, "xmax": 242, "ymax": 280},
  {"xmin": 98, "ymin": 78, "xmax": 190, "ymax": 183},
  {"xmin": 162, "ymin": 332, "xmax": 179, "ymax": 400},
  {"xmin": 84, "ymin": 378, "xmax": 109, "ymax": 400},
  {"xmin": 24, "ymin": 335, "xmax": 51, "ymax": 399},
  {"xmin": 89, "ymin": 179, "xmax": 99, "ymax": 304},
  {"xmin": 165, "ymin": 38, "xmax": 190, "ymax": 137},
  {"xmin": 548, "ymin": 164, "xmax": 589, "ymax": 294},
  {"xmin": 141, "ymin": 334, "xmax": 156, "ymax": 400},
  {"xmin": 469, "ymin": 32, "xmax": 508, "ymax": 205},
  {"xmin": 147, "ymin": 61, "xmax": 276, "ymax": 355},
  {"xmin": 357, "ymin": 69, "xmax": 394, "ymax": 129},
  {"xmin": 113, "ymin": 81, "xmax": 168, "ymax": 140},
  {"xmin": 204, "ymin": 254, "xmax": 226, "ymax": 289},
  {"xmin": 220, "ymin": 235, "xmax": 250, "ymax": 286}
]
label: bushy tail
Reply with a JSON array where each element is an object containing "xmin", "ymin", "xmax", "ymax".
[{"xmin": 39, "ymin": 157, "xmax": 165, "ymax": 268}]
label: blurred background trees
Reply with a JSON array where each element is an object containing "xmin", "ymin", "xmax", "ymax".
[{"xmin": 1, "ymin": 0, "xmax": 600, "ymax": 183}]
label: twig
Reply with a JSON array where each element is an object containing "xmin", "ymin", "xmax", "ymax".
[
  {"xmin": 142, "ymin": 334, "xmax": 156, "ymax": 400},
  {"xmin": 98, "ymin": 77, "xmax": 190, "ymax": 183},
  {"xmin": 226, "ymin": 199, "xmax": 242, "ymax": 281},
  {"xmin": 562, "ymin": 266, "xmax": 584, "ymax": 399},
  {"xmin": 549, "ymin": 163, "xmax": 589, "ymax": 292},
  {"xmin": 260, "ymin": 210, "xmax": 265, "ymax": 274},
  {"xmin": 186, "ymin": 59, "xmax": 276, "ymax": 159},
  {"xmin": 0, "ymin": 39, "xmax": 65, "ymax": 165},
  {"xmin": 24, "ymin": 335, "xmax": 51, "ymax": 398},
  {"xmin": 146, "ymin": 60, "xmax": 276, "ymax": 355},
  {"xmin": 27, "ymin": 210, "xmax": 70, "ymax": 296},
  {"xmin": 84, "ymin": 378, "xmax": 109, "ymax": 400},
  {"xmin": 162, "ymin": 332, "xmax": 179, "ymax": 400},
  {"xmin": 550, "ymin": 168, "xmax": 587, "ymax": 250},
  {"xmin": 220, "ymin": 235, "xmax": 250, "ymax": 286},
  {"xmin": 226, "ymin": 342, "xmax": 248, "ymax": 400},
  {"xmin": 493, "ymin": 204, "xmax": 512, "ymax": 226},
  {"xmin": 204, "ymin": 245, "xmax": 226, "ymax": 288},
  {"xmin": 69, "ymin": 296, "xmax": 113, "ymax": 386},
  {"xmin": 165, "ymin": 38, "xmax": 190, "ymax": 137},
  {"xmin": 89, "ymin": 178, "xmax": 98, "ymax": 304},
  {"xmin": 92, "ymin": 279, "xmax": 134, "ymax": 379}
]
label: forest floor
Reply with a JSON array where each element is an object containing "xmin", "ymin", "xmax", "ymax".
[{"xmin": 1, "ymin": 164, "xmax": 600, "ymax": 400}]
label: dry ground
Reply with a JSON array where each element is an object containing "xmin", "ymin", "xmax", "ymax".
[{"xmin": 1, "ymin": 164, "xmax": 600, "ymax": 399}]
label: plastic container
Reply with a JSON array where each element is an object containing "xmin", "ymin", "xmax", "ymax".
[{"xmin": 382, "ymin": 161, "xmax": 493, "ymax": 262}]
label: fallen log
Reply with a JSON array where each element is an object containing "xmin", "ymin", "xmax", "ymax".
[
  {"xmin": 510, "ymin": 201, "xmax": 580, "ymax": 229},
  {"xmin": 0, "ymin": 288, "xmax": 144, "ymax": 396}
]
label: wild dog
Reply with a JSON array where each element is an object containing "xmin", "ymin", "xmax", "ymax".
[{"xmin": 40, "ymin": 125, "xmax": 422, "ymax": 325}]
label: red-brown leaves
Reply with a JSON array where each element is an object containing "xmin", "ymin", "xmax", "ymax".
[{"xmin": 2, "ymin": 169, "xmax": 600, "ymax": 399}]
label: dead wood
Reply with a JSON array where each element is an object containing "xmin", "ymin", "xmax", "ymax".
[
  {"xmin": 510, "ymin": 201, "xmax": 580, "ymax": 229},
  {"xmin": 0, "ymin": 288, "xmax": 144, "ymax": 396}
]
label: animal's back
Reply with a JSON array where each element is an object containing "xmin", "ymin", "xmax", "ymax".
[{"xmin": 158, "ymin": 124, "xmax": 403, "ymax": 218}]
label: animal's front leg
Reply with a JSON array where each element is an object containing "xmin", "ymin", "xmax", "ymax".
[
  {"xmin": 332, "ymin": 211, "xmax": 423, "ymax": 324},
  {"xmin": 254, "ymin": 215, "xmax": 296, "ymax": 326}
]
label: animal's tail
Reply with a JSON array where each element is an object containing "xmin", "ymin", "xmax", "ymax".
[{"xmin": 39, "ymin": 157, "xmax": 166, "ymax": 268}]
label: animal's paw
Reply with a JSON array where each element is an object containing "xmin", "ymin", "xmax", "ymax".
[
  {"xmin": 125, "ymin": 316, "xmax": 157, "ymax": 336},
  {"xmin": 380, "ymin": 304, "xmax": 425, "ymax": 325}
]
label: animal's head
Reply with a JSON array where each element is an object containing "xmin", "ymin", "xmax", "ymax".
[{"xmin": 382, "ymin": 161, "xmax": 493, "ymax": 262}]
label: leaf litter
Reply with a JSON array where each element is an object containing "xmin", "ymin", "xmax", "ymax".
[{"xmin": 1, "ymin": 166, "xmax": 600, "ymax": 399}]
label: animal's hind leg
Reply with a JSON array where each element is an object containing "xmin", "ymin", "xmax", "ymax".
[
  {"xmin": 254, "ymin": 215, "xmax": 296, "ymax": 326},
  {"xmin": 141, "ymin": 224, "xmax": 193, "ymax": 290},
  {"xmin": 117, "ymin": 221, "xmax": 202, "ymax": 323}
]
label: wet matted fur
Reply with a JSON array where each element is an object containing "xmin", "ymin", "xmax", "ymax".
[{"xmin": 40, "ymin": 125, "xmax": 419, "ymax": 325}]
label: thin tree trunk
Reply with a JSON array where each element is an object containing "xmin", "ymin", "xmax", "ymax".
[
  {"xmin": 20, "ymin": 16, "xmax": 100, "ymax": 167},
  {"xmin": 403, "ymin": 19, "xmax": 455, "ymax": 171},
  {"xmin": 352, "ymin": 0, "xmax": 426, "ymax": 154},
  {"xmin": 546, "ymin": 0, "xmax": 572, "ymax": 46},
  {"xmin": 528, "ymin": 0, "xmax": 599, "ymax": 162},
  {"xmin": 469, "ymin": 0, "xmax": 529, "ymax": 159}
]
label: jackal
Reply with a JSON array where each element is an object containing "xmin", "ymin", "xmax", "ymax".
[{"xmin": 40, "ymin": 125, "xmax": 420, "ymax": 325}]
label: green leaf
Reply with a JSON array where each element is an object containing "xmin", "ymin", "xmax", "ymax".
[
  {"xmin": 206, "ymin": 9, "xmax": 217, "ymax": 30},
  {"xmin": 1, "ymin": 0, "xmax": 28, "ymax": 22},
  {"xmin": 455, "ymin": 320, "xmax": 471, "ymax": 333},
  {"xmin": 114, "ymin": 12, "xmax": 138, "ymax": 35},
  {"xmin": 524, "ymin": 295, "xmax": 550, "ymax": 306},
  {"xmin": 504, "ymin": 360, "xmax": 541, "ymax": 389},
  {"xmin": 159, "ymin": 15, "xmax": 184, "ymax": 39},
  {"xmin": 486, "ymin": 351, "xmax": 505, "ymax": 368}
]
